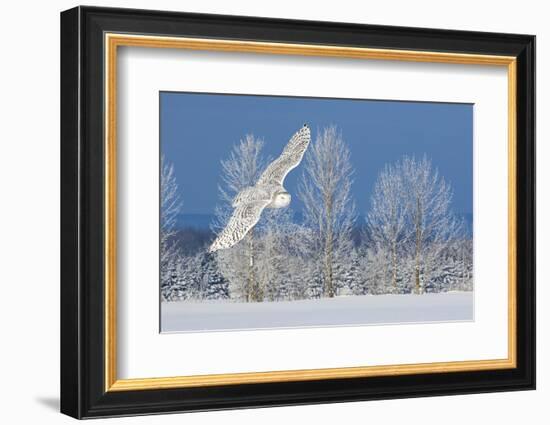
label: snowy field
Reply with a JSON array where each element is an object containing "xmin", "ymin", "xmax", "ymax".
[{"xmin": 161, "ymin": 292, "xmax": 473, "ymax": 333}]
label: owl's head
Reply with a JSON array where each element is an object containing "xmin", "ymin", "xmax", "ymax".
[{"xmin": 272, "ymin": 191, "xmax": 291, "ymax": 208}]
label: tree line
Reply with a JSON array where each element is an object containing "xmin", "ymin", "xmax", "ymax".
[{"xmin": 161, "ymin": 126, "xmax": 473, "ymax": 302}]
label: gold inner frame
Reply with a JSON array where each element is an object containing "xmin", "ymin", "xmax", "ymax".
[{"xmin": 104, "ymin": 33, "xmax": 517, "ymax": 392}]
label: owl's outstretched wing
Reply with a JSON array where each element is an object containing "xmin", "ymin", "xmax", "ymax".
[
  {"xmin": 209, "ymin": 199, "xmax": 270, "ymax": 252},
  {"xmin": 257, "ymin": 124, "xmax": 311, "ymax": 186}
]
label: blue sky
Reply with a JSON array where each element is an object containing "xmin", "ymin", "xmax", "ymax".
[{"xmin": 160, "ymin": 92, "xmax": 473, "ymax": 218}]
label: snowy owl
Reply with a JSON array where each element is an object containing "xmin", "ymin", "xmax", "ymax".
[{"xmin": 209, "ymin": 124, "xmax": 311, "ymax": 252}]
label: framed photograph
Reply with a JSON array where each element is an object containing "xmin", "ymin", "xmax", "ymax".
[{"xmin": 60, "ymin": 6, "xmax": 535, "ymax": 419}]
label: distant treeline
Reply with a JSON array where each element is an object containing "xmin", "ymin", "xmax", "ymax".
[{"xmin": 172, "ymin": 218, "xmax": 472, "ymax": 258}]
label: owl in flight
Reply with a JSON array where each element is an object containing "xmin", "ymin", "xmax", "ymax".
[{"xmin": 209, "ymin": 124, "xmax": 311, "ymax": 252}]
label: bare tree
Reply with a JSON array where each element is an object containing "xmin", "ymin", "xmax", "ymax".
[
  {"xmin": 367, "ymin": 162, "xmax": 409, "ymax": 292},
  {"xmin": 354, "ymin": 246, "xmax": 389, "ymax": 295},
  {"xmin": 298, "ymin": 126, "xmax": 356, "ymax": 297},
  {"xmin": 401, "ymin": 155, "xmax": 462, "ymax": 294},
  {"xmin": 254, "ymin": 208, "xmax": 315, "ymax": 301},
  {"xmin": 255, "ymin": 209, "xmax": 292, "ymax": 301},
  {"xmin": 213, "ymin": 134, "xmax": 267, "ymax": 301},
  {"xmin": 160, "ymin": 155, "xmax": 183, "ymax": 300},
  {"xmin": 366, "ymin": 155, "xmax": 463, "ymax": 294}
]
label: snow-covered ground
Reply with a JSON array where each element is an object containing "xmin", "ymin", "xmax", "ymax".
[{"xmin": 161, "ymin": 292, "xmax": 473, "ymax": 333}]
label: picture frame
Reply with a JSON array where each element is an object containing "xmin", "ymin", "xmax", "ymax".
[{"xmin": 60, "ymin": 5, "xmax": 535, "ymax": 419}]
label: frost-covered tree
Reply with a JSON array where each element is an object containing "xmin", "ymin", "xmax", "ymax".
[
  {"xmin": 298, "ymin": 126, "xmax": 356, "ymax": 297},
  {"xmin": 160, "ymin": 155, "xmax": 183, "ymax": 301},
  {"xmin": 255, "ymin": 208, "xmax": 315, "ymax": 301},
  {"xmin": 255, "ymin": 209, "xmax": 291, "ymax": 301},
  {"xmin": 163, "ymin": 249, "xmax": 229, "ymax": 301},
  {"xmin": 254, "ymin": 212, "xmax": 279, "ymax": 299},
  {"xmin": 456, "ymin": 238, "xmax": 474, "ymax": 291},
  {"xmin": 367, "ymin": 162, "xmax": 409, "ymax": 292},
  {"xmin": 170, "ymin": 254, "xmax": 202, "ymax": 300},
  {"xmin": 160, "ymin": 156, "xmax": 229, "ymax": 302},
  {"xmin": 353, "ymin": 246, "xmax": 390, "ymax": 295},
  {"xmin": 365, "ymin": 155, "xmax": 465, "ymax": 294},
  {"xmin": 429, "ymin": 236, "xmax": 473, "ymax": 292},
  {"xmin": 213, "ymin": 134, "xmax": 267, "ymax": 302},
  {"xmin": 401, "ymin": 155, "xmax": 462, "ymax": 294}
]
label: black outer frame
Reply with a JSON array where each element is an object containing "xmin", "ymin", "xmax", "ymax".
[{"xmin": 60, "ymin": 5, "xmax": 536, "ymax": 419}]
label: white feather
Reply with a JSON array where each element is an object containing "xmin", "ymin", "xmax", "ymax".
[{"xmin": 210, "ymin": 125, "xmax": 311, "ymax": 252}]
